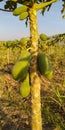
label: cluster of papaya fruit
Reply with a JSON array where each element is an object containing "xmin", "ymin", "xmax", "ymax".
[
  {"xmin": 13, "ymin": 5, "xmax": 29, "ymax": 20},
  {"xmin": 12, "ymin": 51, "xmax": 54, "ymax": 98},
  {"xmin": 12, "ymin": 51, "xmax": 31, "ymax": 98}
]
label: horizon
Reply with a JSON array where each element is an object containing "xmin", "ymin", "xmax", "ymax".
[{"xmin": 0, "ymin": 32, "xmax": 65, "ymax": 42}]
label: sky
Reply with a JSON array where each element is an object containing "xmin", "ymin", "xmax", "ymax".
[{"xmin": 0, "ymin": 1, "xmax": 65, "ymax": 41}]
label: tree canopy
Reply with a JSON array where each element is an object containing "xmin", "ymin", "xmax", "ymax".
[{"xmin": 0, "ymin": 0, "xmax": 65, "ymax": 18}]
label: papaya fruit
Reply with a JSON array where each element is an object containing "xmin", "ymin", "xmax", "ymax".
[
  {"xmin": 12, "ymin": 51, "xmax": 31, "ymax": 81},
  {"xmin": 12, "ymin": 0, "xmax": 17, "ymax": 2},
  {"xmin": 19, "ymin": 51, "xmax": 31, "ymax": 61},
  {"xmin": 20, "ymin": 37, "xmax": 28, "ymax": 46},
  {"xmin": 45, "ymin": 69, "xmax": 54, "ymax": 80},
  {"xmin": 40, "ymin": 33, "xmax": 48, "ymax": 41},
  {"xmin": 37, "ymin": 52, "xmax": 54, "ymax": 80},
  {"xmin": 19, "ymin": 12, "xmax": 28, "ymax": 20},
  {"xmin": 13, "ymin": 5, "xmax": 28, "ymax": 16},
  {"xmin": 37, "ymin": 53, "xmax": 50, "ymax": 74},
  {"xmin": 12, "ymin": 61, "xmax": 28, "ymax": 81},
  {"xmin": 20, "ymin": 73, "xmax": 30, "ymax": 98}
]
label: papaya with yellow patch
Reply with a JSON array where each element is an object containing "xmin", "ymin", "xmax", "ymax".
[{"xmin": 45, "ymin": 68, "xmax": 54, "ymax": 80}]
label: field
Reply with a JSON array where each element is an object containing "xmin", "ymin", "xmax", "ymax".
[{"xmin": 0, "ymin": 33, "xmax": 65, "ymax": 130}]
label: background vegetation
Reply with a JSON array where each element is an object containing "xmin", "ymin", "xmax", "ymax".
[{"xmin": 0, "ymin": 33, "xmax": 65, "ymax": 130}]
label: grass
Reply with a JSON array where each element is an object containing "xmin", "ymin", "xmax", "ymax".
[{"xmin": 0, "ymin": 35, "xmax": 65, "ymax": 130}]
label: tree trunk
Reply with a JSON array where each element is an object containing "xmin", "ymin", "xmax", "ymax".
[{"xmin": 29, "ymin": 7, "xmax": 42, "ymax": 130}]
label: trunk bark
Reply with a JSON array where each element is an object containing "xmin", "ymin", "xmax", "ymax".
[{"xmin": 29, "ymin": 7, "xmax": 42, "ymax": 130}]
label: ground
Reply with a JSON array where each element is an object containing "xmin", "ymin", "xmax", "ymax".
[{"xmin": 0, "ymin": 43, "xmax": 65, "ymax": 130}]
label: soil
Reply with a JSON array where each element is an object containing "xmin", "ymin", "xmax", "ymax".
[{"xmin": 0, "ymin": 58, "xmax": 65, "ymax": 130}]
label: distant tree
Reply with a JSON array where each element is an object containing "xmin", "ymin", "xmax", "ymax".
[{"xmin": 0, "ymin": 0, "xmax": 65, "ymax": 130}]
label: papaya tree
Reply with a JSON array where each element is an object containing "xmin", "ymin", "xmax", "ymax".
[
  {"xmin": 0, "ymin": 0, "xmax": 65, "ymax": 130},
  {"xmin": 12, "ymin": 1, "xmax": 58, "ymax": 130}
]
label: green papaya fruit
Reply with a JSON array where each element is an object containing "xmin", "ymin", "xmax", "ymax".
[
  {"xmin": 37, "ymin": 52, "xmax": 54, "ymax": 79},
  {"xmin": 19, "ymin": 51, "xmax": 31, "ymax": 61},
  {"xmin": 12, "ymin": 0, "xmax": 17, "ymax": 2},
  {"xmin": 37, "ymin": 53, "xmax": 50, "ymax": 74},
  {"xmin": 45, "ymin": 69, "xmax": 54, "ymax": 80},
  {"xmin": 20, "ymin": 74, "xmax": 30, "ymax": 98},
  {"xmin": 13, "ymin": 5, "xmax": 28, "ymax": 16},
  {"xmin": 20, "ymin": 37, "xmax": 28, "ymax": 45},
  {"xmin": 19, "ymin": 12, "xmax": 28, "ymax": 20},
  {"xmin": 40, "ymin": 33, "xmax": 48, "ymax": 41},
  {"xmin": 12, "ymin": 61, "xmax": 28, "ymax": 81},
  {"xmin": 12, "ymin": 51, "xmax": 31, "ymax": 81}
]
